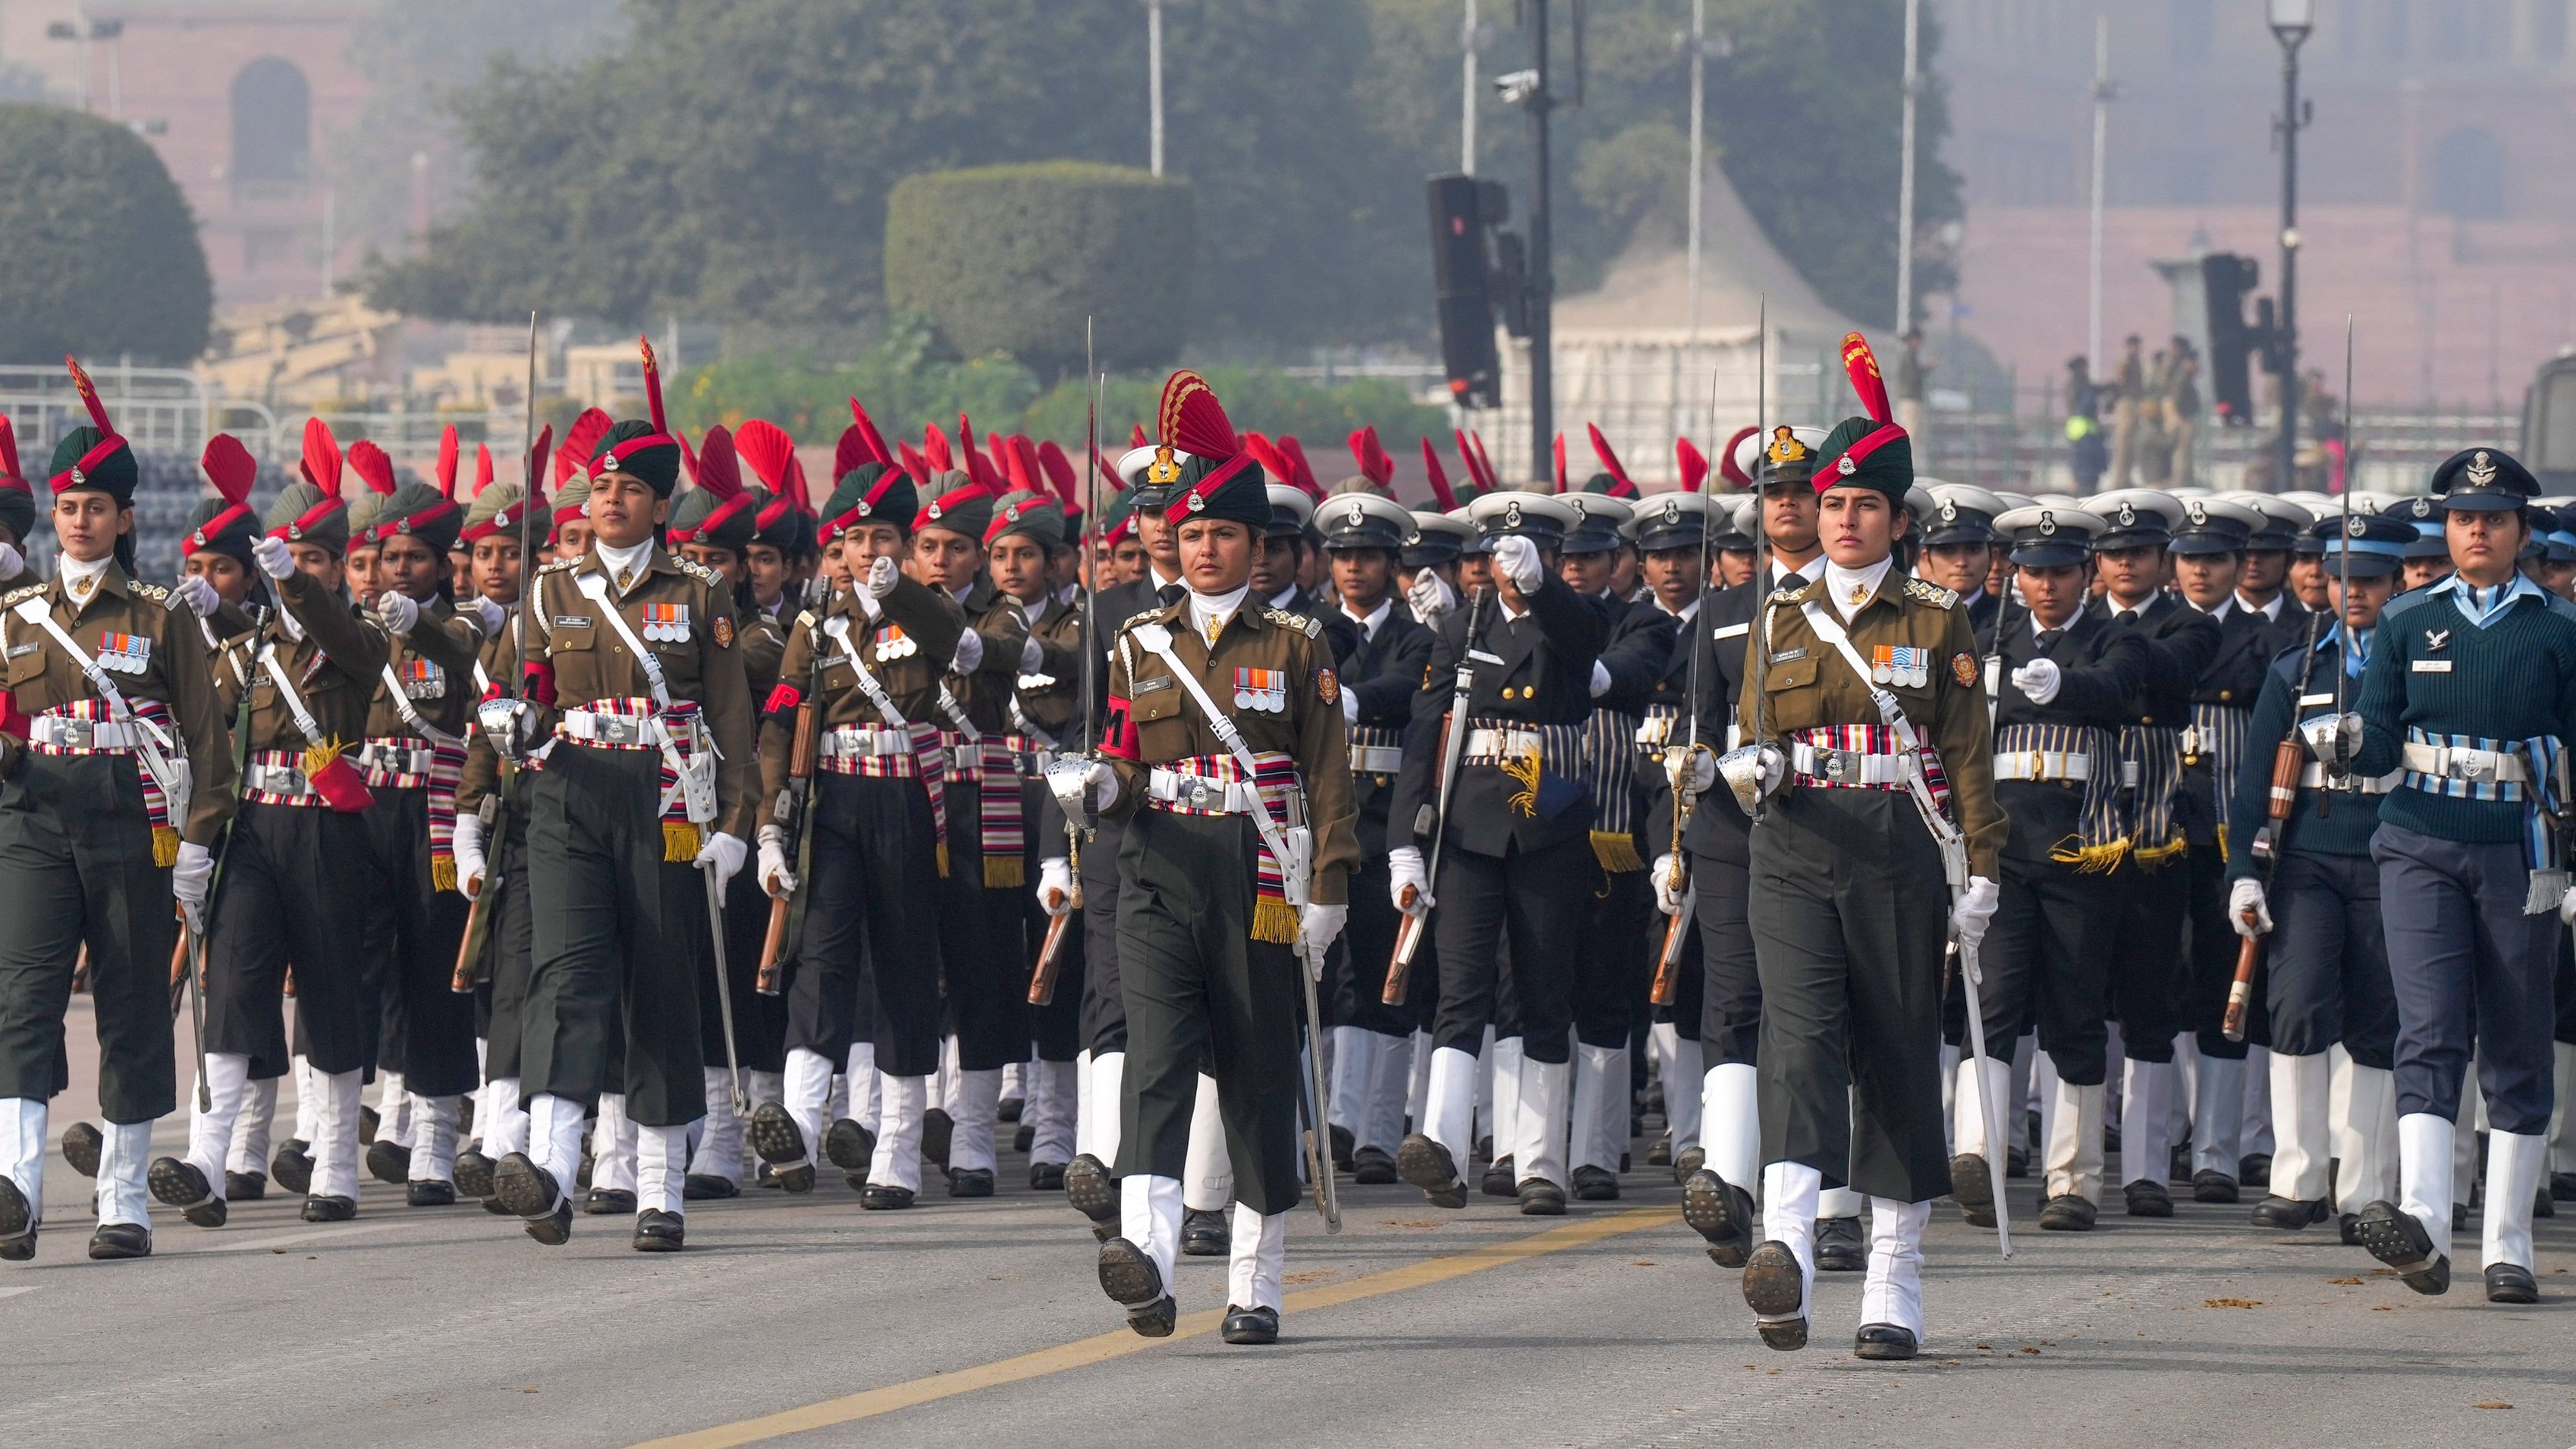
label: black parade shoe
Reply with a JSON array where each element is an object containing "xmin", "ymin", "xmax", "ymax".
[
  {"xmin": 60, "ymin": 1122, "xmax": 102, "ymax": 1178},
  {"xmin": 1742, "ymin": 1241, "xmax": 1808, "ymax": 1352},
  {"xmin": 2338, "ymin": 1213, "xmax": 2362, "ymax": 1245},
  {"xmin": 227, "ymin": 1170, "xmax": 270, "ymax": 1201},
  {"xmin": 2484, "ymin": 1263, "xmax": 2538, "ymax": 1305},
  {"xmin": 148, "ymin": 1158, "xmax": 227, "ymax": 1228},
  {"xmin": 453, "ymin": 1151, "xmax": 494, "ymax": 1201},
  {"xmin": 358, "ymin": 1105, "xmax": 379, "ymax": 1145},
  {"xmin": 1814, "ymin": 1216, "xmax": 1866, "ymax": 1272},
  {"xmin": 747, "ymin": 1103, "xmax": 806, "ymax": 1166},
  {"xmin": 1351, "ymin": 1146, "xmax": 1398, "ymax": 1185},
  {"xmin": 2191, "ymin": 1170, "xmax": 2240, "ymax": 1205},
  {"xmin": 1683, "ymin": 1169, "xmax": 1758, "ymax": 1268},
  {"xmin": 1028, "ymin": 1161, "xmax": 1065, "ymax": 1192},
  {"xmin": 270, "ymin": 1141, "xmax": 314, "ymax": 1196},
  {"xmin": 2250, "ymin": 1196, "xmax": 2328, "ymax": 1230},
  {"xmin": 2355, "ymin": 1200, "xmax": 2450, "ymax": 1296},
  {"xmin": 0, "ymin": 1177, "xmax": 34, "ymax": 1260},
  {"xmin": 860, "ymin": 1184, "xmax": 915, "ymax": 1211},
  {"xmin": 823, "ymin": 1118, "xmax": 876, "ymax": 1173},
  {"xmin": 1854, "ymin": 1324, "xmax": 1918, "ymax": 1360},
  {"xmin": 1647, "ymin": 1134, "xmax": 1672, "ymax": 1167},
  {"xmin": 1221, "ymin": 1305, "xmax": 1280, "ymax": 1345},
  {"xmin": 584, "ymin": 1189, "xmax": 636, "ymax": 1216},
  {"xmin": 406, "ymin": 1180, "xmax": 458, "ymax": 1208},
  {"xmin": 682, "ymin": 1173, "xmax": 739, "ymax": 1201},
  {"xmin": 2124, "ymin": 1180, "xmax": 2173, "ymax": 1218},
  {"xmin": 493, "ymin": 1155, "xmax": 572, "ymax": 1245},
  {"xmin": 632, "ymin": 1208, "xmax": 685, "ymax": 1252},
  {"xmin": 2238, "ymin": 1153, "xmax": 2272, "ymax": 1189},
  {"xmin": 87, "ymin": 1222, "xmax": 151, "ymax": 1259},
  {"xmin": 1516, "ymin": 1178, "xmax": 1567, "ymax": 1217},
  {"xmin": 948, "ymin": 1168, "xmax": 995, "ymax": 1199},
  {"xmin": 1014, "ymin": 1123, "xmax": 1035, "ymax": 1155},
  {"xmin": 2006, "ymin": 1146, "xmax": 2030, "ymax": 1180},
  {"xmin": 2037, "ymin": 1195, "xmax": 2098, "ymax": 1232},
  {"xmin": 1571, "ymin": 1165, "xmax": 1621, "ymax": 1201},
  {"xmin": 302, "ymin": 1195, "xmax": 356, "ymax": 1222},
  {"xmin": 1480, "ymin": 1155, "xmax": 1518, "ymax": 1199},
  {"xmin": 366, "ymin": 1140, "xmax": 411, "ymax": 1187},
  {"xmin": 1181, "ymin": 1208, "xmax": 1228, "ymax": 1255},
  {"xmin": 1951, "ymin": 1154, "xmax": 1996, "ymax": 1228},
  {"xmin": 1672, "ymin": 1147, "xmax": 1705, "ymax": 1185},
  {"xmin": 1063, "ymin": 1154, "xmax": 1119, "ymax": 1224},
  {"xmin": 920, "ymin": 1108, "xmax": 953, "ymax": 1172},
  {"xmin": 1395, "ymin": 1135, "xmax": 1467, "ymax": 1210},
  {"xmin": 1329, "ymin": 1124, "xmax": 1356, "ymax": 1173},
  {"xmin": 1098, "ymin": 1237, "xmax": 1174, "ymax": 1337},
  {"xmin": 773, "ymin": 1162, "xmax": 816, "ymax": 1194}
]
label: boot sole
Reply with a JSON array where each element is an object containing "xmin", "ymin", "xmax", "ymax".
[
  {"xmin": 1097, "ymin": 1238, "xmax": 1164, "ymax": 1306},
  {"xmin": 1681, "ymin": 1172, "xmax": 1753, "ymax": 1265},
  {"xmin": 1742, "ymin": 1241, "xmax": 1806, "ymax": 1319},
  {"xmin": 454, "ymin": 1155, "xmax": 495, "ymax": 1200},
  {"xmin": 1063, "ymin": 1158, "xmax": 1120, "ymax": 1224},
  {"xmin": 748, "ymin": 1106, "xmax": 807, "ymax": 1166},
  {"xmin": 1950, "ymin": 1153, "xmax": 1996, "ymax": 1227},
  {"xmin": 491, "ymin": 1156, "xmax": 559, "ymax": 1221},
  {"xmin": 2355, "ymin": 1203, "xmax": 2448, "ymax": 1295},
  {"xmin": 146, "ymin": 1158, "xmax": 215, "ymax": 1213},
  {"xmin": 823, "ymin": 1120, "xmax": 876, "ymax": 1172},
  {"xmin": 1395, "ymin": 1137, "xmax": 1467, "ymax": 1209}
]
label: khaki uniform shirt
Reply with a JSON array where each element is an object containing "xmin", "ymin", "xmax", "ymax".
[
  {"xmin": 1735, "ymin": 572, "xmax": 2006, "ymax": 879},
  {"xmin": 1102, "ymin": 595, "xmax": 1359, "ymax": 905},
  {"xmin": 1, "ymin": 563, "xmax": 237, "ymax": 845},
  {"xmin": 1011, "ymin": 591, "xmax": 1087, "ymax": 742},
  {"xmin": 214, "ymin": 570, "xmax": 390, "ymax": 757},
  {"xmin": 364, "ymin": 595, "xmax": 485, "ymax": 742},
  {"xmin": 755, "ymin": 575, "xmax": 964, "ymax": 814}
]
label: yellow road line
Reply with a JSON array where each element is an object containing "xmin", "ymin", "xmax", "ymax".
[{"xmin": 630, "ymin": 1204, "xmax": 1670, "ymax": 1449}]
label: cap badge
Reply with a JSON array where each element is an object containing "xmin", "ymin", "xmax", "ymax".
[
  {"xmin": 1502, "ymin": 499, "xmax": 1523, "ymax": 529},
  {"xmin": 1345, "ymin": 501, "xmax": 1366, "ymax": 527},
  {"xmin": 2115, "ymin": 503, "xmax": 2136, "ymax": 527},
  {"xmin": 1186, "ymin": 489, "xmax": 1206, "ymax": 513},
  {"xmin": 927, "ymin": 502, "xmax": 944, "ymax": 520},
  {"xmin": 855, "ymin": 500, "xmax": 871, "ymax": 516},
  {"xmin": 1662, "ymin": 499, "xmax": 1682, "ymax": 522},
  {"xmin": 69, "ymin": 466, "xmax": 85, "ymax": 485},
  {"xmin": 1837, "ymin": 454, "xmax": 1857, "ymax": 477},
  {"xmin": 1766, "ymin": 426, "xmax": 1807, "ymax": 464},
  {"xmin": 2347, "ymin": 514, "xmax": 2368, "ymax": 537},
  {"xmin": 1148, "ymin": 445, "xmax": 1181, "ymax": 486},
  {"xmin": 2466, "ymin": 451, "xmax": 2498, "ymax": 487},
  {"xmin": 2037, "ymin": 511, "xmax": 2057, "ymax": 535},
  {"xmin": 1938, "ymin": 501, "xmax": 1957, "ymax": 522},
  {"xmin": 2412, "ymin": 497, "xmax": 2434, "ymax": 517},
  {"xmin": 2186, "ymin": 501, "xmax": 2207, "ymax": 524}
]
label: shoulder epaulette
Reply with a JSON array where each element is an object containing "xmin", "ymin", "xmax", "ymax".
[
  {"xmin": 129, "ymin": 581, "xmax": 172, "ymax": 607},
  {"xmin": 539, "ymin": 557, "xmax": 581, "ymax": 575},
  {"xmin": 1266, "ymin": 606, "xmax": 1321, "ymax": 639},
  {"xmin": 1767, "ymin": 581, "xmax": 1812, "ymax": 606},
  {"xmin": 1119, "ymin": 607, "xmax": 1164, "ymax": 632},
  {"xmin": 2379, "ymin": 589, "xmax": 2432, "ymax": 621},
  {"xmin": 794, "ymin": 609, "xmax": 818, "ymax": 634},
  {"xmin": 1903, "ymin": 577, "xmax": 1960, "ymax": 610},
  {"xmin": 3, "ymin": 582, "xmax": 45, "ymax": 607},
  {"xmin": 2546, "ymin": 594, "xmax": 2576, "ymax": 623},
  {"xmin": 674, "ymin": 557, "xmax": 723, "ymax": 588}
]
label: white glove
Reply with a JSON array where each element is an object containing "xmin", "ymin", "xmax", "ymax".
[
  {"xmin": 1665, "ymin": 745, "xmax": 1718, "ymax": 799},
  {"xmin": 1045, "ymin": 757, "xmax": 1118, "ymax": 821},
  {"xmin": 2560, "ymin": 885, "xmax": 2576, "ymax": 927},
  {"xmin": 173, "ymin": 574, "xmax": 219, "ymax": 619},
  {"xmin": 1652, "ymin": 852, "xmax": 1687, "ymax": 916},
  {"xmin": 252, "ymin": 535, "xmax": 295, "ymax": 581},
  {"xmin": 1406, "ymin": 570, "xmax": 1456, "ymax": 623},
  {"xmin": 374, "ymin": 590, "xmax": 421, "ymax": 636},
  {"xmin": 1298, "ymin": 901, "xmax": 1348, "ymax": 982},
  {"xmin": 695, "ymin": 831, "xmax": 748, "ymax": 892},
  {"xmin": 1589, "ymin": 659, "xmax": 1613, "ymax": 699},
  {"xmin": 1388, "ymin": 845, "xmax": 1433, "ymax": 914},
  {"xmin": 454, "ymin": 813, "xmax": 489, "ymax": 900},
  {"xmin": 2229, "ymin": 876, "xmax": 2271, "ymax": 937},
  {"xmin": 172, "ymin": 841, "xmax": 214, "ymax": 933},
  {"xmin": 1019, "ymin": 634, "xmax": 1045, "ymax": 674},
  {"xmin": 951, "ymin": 629, "xmax": 984, "ymax": 674},
  {"xmin": 476, "ymin": 696, "xmax": 537, "ymax": 760},
  {"xmin": 756, "ymin": 824, "xmax": 795, "ymax": 900},
  {"xmin": 0, "ymin": 541, "xmax": 19, "ymax": 581},
  {"xmin": 2010, "ymin": 656, "xmax": 2061, "ymax": 705},
  {"xmin": 1492, "ymin": 535, "xmax": 1543, "ymax": 596},
  {"xmin": 1949, "ymin": 875, "xmax": 1999, "ymax": 951},
  {"xmin": 1038, "ymin": 856, "xmax": 1074, "ymax": 916},
  {"xmin": 471, "ymin": 596, "xmax": 507, "ymax": 639}
]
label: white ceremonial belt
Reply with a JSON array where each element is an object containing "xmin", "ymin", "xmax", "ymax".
[
  {"xmin": 1790, "ymin": 742, "xmax": 1908, "ymax": 786},
  {"xmin": 1146, "ymin": 769, "xmax": 1263, "ymax": 815},
  {"xmin": 242, "ymin": 762, "xmax": 315, "ymax": 798},
  {"xmin": 1992, "ymin": 749, "xmax": 2092, "ymax": 784},
  {"xmin": 557, "ymin": 709, "xmax": 679, "ymax": 748},
  {"xmin": 816, "ymin": 726, "xmax": 915, "ymax": 760},
  {"xmin": 2399, "ymin": 741, "xmax": 2529, "ymax": 783},
  {"xmin": 354, "ymin": 742, "xmax": 437, "ymax": 775},
  {"xmin": 1461, "ymin": 727, "xmax": 1538, "ymax": 762},
  {"xmin": 1349, "ymin": 744, "xmax": 1406, "ymax": 774},
  {"xmin": 2299, "ymin": 762, "xmax": 2400, "ymax": 794},
  {"xmin": 28, "ymin": 716, "xmax": 146, "ymax": 751}
]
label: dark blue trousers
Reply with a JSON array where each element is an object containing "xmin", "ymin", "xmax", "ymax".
[
  {"xmin": 2263, "ymin": 850, "xmax": 2399, "ymax": 1068},
  {"xmin": 2371, "ymin": 823, "xmax": 2559, "ymax": 1133}
]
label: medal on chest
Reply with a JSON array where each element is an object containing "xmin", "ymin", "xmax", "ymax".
[
  {"xmin": 875, "ymin": 623, "xmax": 916, "ymax": 660},
  {"xmin": 95, "ymin": 630, "xmax": 151, "ymax": 675},
  {"xmin": 1233, "ymin": 666, "xmax": 1287, "ymax": 714},
  {"xmin": 401, "ymin": 656, "xmax": 445, "ymax": 700},
  {"xmin": 1869, "ymin": 645, "xmax": 1928, "ymax": 689},
  {"xmin": 638, "ymin": 602, "xmax": 691, "ymax": 644}
]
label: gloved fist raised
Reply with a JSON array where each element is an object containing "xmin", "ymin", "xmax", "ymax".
[
  {"xmin": 0, "ymin": 542, "xmax": 20, "ymax": 582},
  {"xmin": 2229, "ymin": 876, "xmax": 2271, "ymax": 937},
  {"xmin": 2010, "ymin": 657, "xmax": 2060, "ymax": 705},
  {"xmin": 374, "ymin": 590, "xmax": 421, "ymax": 636},
  {"xmin": 694, "ymin": 831, "xmax": 748, "ymax": 892},
  {"xmin": 756, "ymin": 824, "xmax": 795, "ymax": 900},
  {"xmin": 1491, "ymin": 535, "xmax": 1543, "ymax": 597},
  {"xmin": 2560, "ymin": 885, "xmax": 2576, "ymax": 927},
  {"xmin": 252, "ymin": 535, "xmax": 296, "ymax": 581},
  {"xmin": 173, "ymin": 574, "xmax": 219, "ymax": 620},
  {"xmin": 1651, "ymin": 852, "xmax": 1688, "ymax": 916},
  {"xmin": 865, "ymin": 555, "xmax": 900, "ymax": 599},
  {"xmin": 1388, "ymin": 845, "xmax": 1434, "ymax": 915},
  {"xmin": 951, "ymin": 629, "xmax": 984, "ymax": 675},
  {"xmin": 454, "ymin": 813, "xmax": 489, "ymax": 899},
  {"xmin": 1037, "ymin": 856, "xmax": 1073, "ymax": 916},
  {"xmin": 1406, "ymin": 570, "xmax": 1457, "ymax": 623},
  {"xmin": 471, "ymin": 596, "xmax": 507, "ymax": 639}
]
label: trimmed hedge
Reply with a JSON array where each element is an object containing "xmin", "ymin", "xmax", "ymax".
[
  {"xmin": 0, "ymin": 104, "xmax": 213, "ymax": 364},
  {"xmin": 883, "ymin": 162, "xmax": 1192, "ymax": 381}
]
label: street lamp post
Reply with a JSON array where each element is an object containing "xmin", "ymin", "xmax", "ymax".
[
  {"xmin": 1526, "ymin": 0, "xmax": 1555, "ymax": 486},
  {"xmin": 2270, "ymin": 0, "xmax": 2314, "ymax": 492},
  {"xmin": 2087, "ymin": 13, "xmax": 2115, "ymax": 374},
  {"xmin": 1463, "ymin": 0, "xmax": 1478, "ymax": 175},
  {"xmin": 1894, "ymin": 0, "xmax": 1920, "ymax": 335},
  {"xmin": 1147, "ymin": 0, "xmax": 1166, "ymax": 177}
]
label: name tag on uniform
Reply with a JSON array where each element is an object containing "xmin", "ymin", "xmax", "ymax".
[
  {"xmin": 96, "ymin": 632, "xmax": 151, "ymax": 674},
  {"xmin": 5, "ymin": 642, "xmax": 36, "ymax": 659},
  {"xmin": 875, "ymin": 624, "xmax": 917, "ymax": 660},
  {"xmin": 554, "ymin": 614, "xmax": 593, "ymax": 629},
  {"xmin": 639, "ymin": 603, "xmax": 691, "ymax": 643},
  {"xmin": 1712, "ymin": 622, "xmax": 1749, "ymax": 640},
  {"xmin": 401, "ymin": 657, "xmax": 445, "ymax": 700},
  {"xmin": 2412, "ymin": 659, "xmax": 2452, "ymax": 673},
  {"xmin": 1234, "ymin": 667, "xmax": 1287, "ymax": 713},
  {"xmin": 2296, "ymin": 693, "xmax": 2335, "ymax": 706},
  {"xmin": 1133, "ymin": 676, "xmax": 1173, "ymax": 695},
  {"xmin": 1770, "ymin": 647, "xmax": 1807, "ymax": 664}
]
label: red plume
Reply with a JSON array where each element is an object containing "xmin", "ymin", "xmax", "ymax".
[
  {"xmin": 347, "ymin": 440, "xmax": 397, "ymax": 496},
  {"xmin": 845, "ymin": 398, "xmax": 892, "ymax": 469},
  {"xmin": 435, "ymin": 426, "xmax": 461, "ymax": 500},
  {"xmin": 1467, "ymin": 431, "xmax": 1500, "ymax": 493},
  {"xmin": 834, "ymin": 424, "xmax": 872, "ymax": 481},
  {"xmin": 637, "ymin": 335, "xmax": 668, "ymax": 435},
  {"xmin": 1675, "ymin": 437, "xmax": 1710, "ymax": 494},
  {"xmin": 957, "ymin": 415, "xmax": 1004, "ymax": 493},
  {"xmin": 1718, "ymin": 426, "xmax": 1759, "ymax": 488},
  {"xmin": 65, "ymin": 356, "xmax": 117, "ymax": 437},
  {"xmin": 1348, "ymin": 426, "xmax": 1395, "ymax": 491},
  {"xmin": 694, "ymin": 425, "xmax": 742, "ymax": 501},
  {"xmin": 1419, "ymin": 437, "xmax": 1458, "ymax": 510},
  {"xmin": 1585, "ymin": 424, "xmax": 1638, "ymax": 498},
  {"xmin": 677, "ymin": 432, "xmax": 700, "ymax": 487},
  {"xmin": 1007, "ymin": 436, "xmax": 1045, "ymax": 496},
  {"xmin": 1156, "ymin": 371, "xmax": 1238, "ymax": 458},
  {"xmin": 300, "ymin": 417, "xmax": 343, "ymax": 494},
  {"xmin": 564, "ymin": 408, "xmax": 614, "ymax": 467},
  {"xmin": 896, "ymin": 441, "xmax": 929, "ymax": 485},
  {"xmin": 788, "ymin": 454, "xmax": 814, "ymax": 513},
  {"xmin": 1091, "ymin": 439, "xmax": 1123, "ymax": 494},
  {"xmin": 1129, "ymin": 423, "xmax": 1149, "ymax": 451},
  {"xmin": 923, "ymin": 423, "xmax": 953, "ymax": 474},
  {"xmin": 1839, "ymin": 332, "xmax": 1894, "ymax": 425},
  {"xmin": 1452, "ymin": 428, "xmax": 1485, "ymax": 495},
  {"xmin": 1551, "ymin": 432, "xmax": 1567, "ymax": 494},
  {"xmin": 0, "ymin": 415, "xmax": 21, "ymax": 484},
  {"xmin": 1278, "ymin": 435, "xmax": 1320, "ymax": 498},
  {"xmin": 200, "ymin": 434, "xmax": 256, "ymax": 507},
  {"xmin": 525, "ymin": 425, "xmax": 553, "ymax": 503},
  {"xmin": 733, "ymin": 419, "xmax": 800, "ymax": 495},
  {"xmin": 1242, "ymin": 432, "xmax": 1293, "ymax": 487},
  {"xmin": 474, "ymin": 443, "xmax": 496, "ymax": 496},
  {"xmin": 1036, "ymin": 440, "xmax": 1079, "ymax": 507}
]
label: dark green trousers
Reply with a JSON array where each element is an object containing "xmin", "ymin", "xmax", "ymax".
[
  {"xmin": 362, "ymin": 788, "xmax": 480, "ymax": 1098},
  {"xmin": 1747, "ymin": 787, "xmax": 1951, "ymax": 1204},
  {"xmin": 522, "ymin": 747, "xmax": 707, "ymax": 1127},
  {"xmin": 0, "ymin": 754, "xmax": 175, "ymax": 1123},
  {"xmin": 1115, "ymin": 808, "xmax": 1302, "ymax": 1217}
]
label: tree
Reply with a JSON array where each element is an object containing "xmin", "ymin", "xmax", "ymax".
[
  {"xmin": 0, "ymin": 104, "xmax": 212, "ymax": 364},
  {"xmin": 884, "ymin": 163, "xmax": 1192, "ymax": 380}
]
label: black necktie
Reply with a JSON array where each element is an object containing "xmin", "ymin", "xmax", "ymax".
[
  {"xmin": 2116, "ymin": 609, "xmax": 2138, "ymax": 627},
  {"xmin": 1156, "ymin": 583, "xmax": 1186, "ymax": 609}
]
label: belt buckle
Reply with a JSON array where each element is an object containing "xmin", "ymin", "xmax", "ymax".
[
  {"xmin": 2458, "ymin": 751, "xmax": 2487, "ymax": 780},
  {"xmin": 1822, "ymin": 751, "xmax": 1850, "ymax": 782},
  {"xmin": 1185, "ymin": 779, "xmax": 1220, "ymax": 811}
]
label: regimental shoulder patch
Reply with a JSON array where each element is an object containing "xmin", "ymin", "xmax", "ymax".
[
  {"xmin": 1951, "ymin": 652, "xmax": 1980, "ymax": 688},
  {"xmin": 129, "ymin": 581, "xmax": 171, "ymax": 606},
  {"xmin": 3, "ymin": 582, "xmax": 43, "ymax": 606},
  {"xmin": 1904, "ymin": 577, "xmax": 1960, "ymax": 610},
  {"xmin": 1266, "ymin": 606, "xmax": 1321, "ymax": 639},
  {"xmin": 1316, "ymin": 667, "xmax": 1338, "ymax": 705},
  {"xmin": 713, "ymin": 614, "xmax": 735, "ymax": 648}
]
